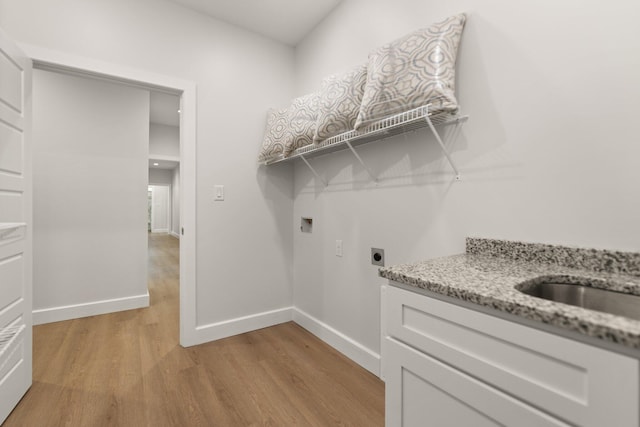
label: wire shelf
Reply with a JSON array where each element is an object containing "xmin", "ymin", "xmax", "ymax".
[{"xmin": 262, "ymin": 105, "xmax": 468, "ymax": 166}]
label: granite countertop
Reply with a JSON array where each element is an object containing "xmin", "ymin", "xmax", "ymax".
[{"xmin": 379, "ymin": 238, "xmax": 640, "ymax": 351}]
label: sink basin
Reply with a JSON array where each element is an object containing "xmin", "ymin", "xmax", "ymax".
[{"xmin": 519, "ymin": 282, "xmax": 640, "ymax": 321}]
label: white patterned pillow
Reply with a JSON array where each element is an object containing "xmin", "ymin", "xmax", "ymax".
[
  {"xmin": 284, "ymin": 92, "xmax": 319, "ymax": 157},
  {"xmin": 314, "ymin": 64, "xmax": 367, "ymax": 143},
  {"xmin": 258, "ymin": 107, "xmax": 291, "ymax": 162},
  {"xmin": 355, "ymin": 13, "xmax": 466, "ymax": 130}
]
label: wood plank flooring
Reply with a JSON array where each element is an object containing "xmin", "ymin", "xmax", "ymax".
[{"xmin": 4, "ymin": 233, "xmax": 384, "ymax": 426}]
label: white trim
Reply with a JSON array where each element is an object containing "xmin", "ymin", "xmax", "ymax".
[
  {"xmin": 149, "ymin": 154, "xmax": 180, "ymax": 162},
  {"xmin": 178, "ymin": 79, "xmax": 197, "ymax": 348},
  {"xmin": 21, "ymin": 44, "xmax": 189, "ymax": 94},
  {"xmin": 21, "ymin": 44, "xmax": 198, "ymax": 347},
  {"xmin": 186, "ymin": 306, "xmax": 381, "ymax": 377},
  {"xmin": 192, "ymin": 307, "xmax": 293, "ymax": 344},
  {"xmin": 380, "ymin": 285, "xmax": 388, "ymax": 382},
  {"xmin": 33, "ymin": 292, "xmax": 149, "ymax": 325},
  {"xmin": 293, "ymin": 308, "xmax": 381, "ymax": 377},
  {"xmin": 169, "ymin": 231, "xmax": 180, "ymax": 239}
]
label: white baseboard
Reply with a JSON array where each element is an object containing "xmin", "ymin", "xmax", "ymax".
[
  {"xmin": 35, "ymin": 297, "xmax": 381, "ymax": 378},
  {"xmin": 33, "ymin": 292, "xmax": 149, "ymax": 325},
  {"xmin": 191, "ymin": 307, "xmax": 381, "ymax": 377},
  {"xmin": 292, "ymin": 308, "xmax": 381, "ymax": 377},
  {"xmin": 192, "ymin": 306, "xmax": 293, "ymax": 344},
  {"xmin": 169, "ymin": 231, "xmax": 180, "ymax": 239}
]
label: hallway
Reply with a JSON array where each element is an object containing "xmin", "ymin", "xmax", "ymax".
[{"xmin": 4, "ymin": 234, "xmax": 384, "ymax": 426}]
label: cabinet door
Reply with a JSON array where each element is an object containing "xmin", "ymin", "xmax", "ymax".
[
  {"xmin": 386, "ymin": 337, "xmax": 570, "ymax": 427},
  {"xmin": 385, "ymin": 285, "xmax": 640, "ymax": 427}
]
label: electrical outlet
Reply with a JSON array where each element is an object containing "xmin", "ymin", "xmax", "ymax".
[
  {"xmin": 336, "ymin": 240, "xmax": 343, "ymax": 257},
  {"xmin": 371, "ymin": 248, "xmax": 385, "ymax": 266}
]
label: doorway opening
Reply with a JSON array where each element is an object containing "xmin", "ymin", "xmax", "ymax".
[
  {"xmin": 29, "ymin": 49, "xmax": 197, "ymax": 347},
  {"xmin": 147, "ymin": 90, "xmax": 181, "ymax": 326}
]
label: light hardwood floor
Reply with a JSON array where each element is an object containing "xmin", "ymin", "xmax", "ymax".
[{"xmin": 4, "ymin": 233, "xmax": 384, "ymax": 426}]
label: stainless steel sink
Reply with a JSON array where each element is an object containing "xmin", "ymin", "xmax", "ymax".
[{"xmin": 519, "ymin": 282, "xmax": 640, "ymax": 321}]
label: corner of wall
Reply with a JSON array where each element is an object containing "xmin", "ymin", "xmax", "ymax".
[{"xmin": 293, "ymin": 307, "xmax": 381, "ymax": 377}]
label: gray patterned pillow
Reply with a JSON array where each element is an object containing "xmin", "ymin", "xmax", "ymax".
[
  {"xmin": 284, "ymin": 92, "xmax": 320, "ymax": 157},
  {"xmin": 258, "ymin": 107, "xmax": 291, "ymax": 162},
  {"xmin": 355, "ymin": 13, "xmax": 466, "ymax": 130},
  {"xmin": 314, "ymin": 64, "xmax": 367, "ymax": 143}
]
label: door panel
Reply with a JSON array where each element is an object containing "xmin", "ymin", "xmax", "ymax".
[
  {"xmin": 0, "ymin": 191, "xmax": 23, "ymax": 222},
  {"xmin": 386, "ymin": 338, "xmax": 569, "ymax": 427},
  {"xmin": 0, "ymin": 49, "xmax": 23, "ymax": 113},
  {"xmin": 0, "ymin": 26, "xmax": 32, "ymax": 425},
  {"xmin": 0, "ymin": 121, "xmax": 23, "ymax": 174},
  {"xmin": 0, "ymin": 325, "xmax": 25, "ymax": 381},
  {"xmin": 0, "ymin": 253, "xmax": 23, "ymax": 313}
]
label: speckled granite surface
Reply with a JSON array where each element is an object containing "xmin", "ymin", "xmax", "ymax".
[
  {"xmin": 466, "ymin": 237, "xmax": 640, "ymax": 276},
  {"xmin": 379, "ymin": 238, "xmax": 640, "ymax": 351}
]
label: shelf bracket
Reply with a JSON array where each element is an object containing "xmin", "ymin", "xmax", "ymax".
[
  {"xmin": 300, "ymin": 155, "xmax": 328, "ymax": 187},
  {"xmin": 425, "ymin": 111, "xmax": 461, "ymax": 180},
  {"xmin": 345, "ymin": 141, "xmax": 378, "ymax": 182}
]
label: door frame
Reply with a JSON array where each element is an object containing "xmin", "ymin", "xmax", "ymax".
[{"xmin": 22, "ymin": 43, "xmax": 198, "ymax": 347}]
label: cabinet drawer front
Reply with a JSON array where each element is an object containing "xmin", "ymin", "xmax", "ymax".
[
  {"xmin": 386, "ymin": 337, "xmax": 569, "ymax": 427},
  {"xmin": 385, "ymin": 285, "xmax": 639, "ymax": 427}
]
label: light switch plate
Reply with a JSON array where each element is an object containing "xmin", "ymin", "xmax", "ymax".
[{"xmin": 214, "ymin": 185, "xmax": 224, "ymax": 201}]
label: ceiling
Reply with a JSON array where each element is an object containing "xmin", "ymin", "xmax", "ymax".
[
  {"xmin": 149, "ymin": 158, "xmax": 179, "ymax": 170},
  {"xmin": 166, "ymin": 0, "xmax": 342, "ymax": 46}
]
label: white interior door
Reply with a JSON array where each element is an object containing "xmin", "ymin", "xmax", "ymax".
[
  {"xmin": 0, "ymin": 27, "xmax": 33, "ymax": 423},
  {"xmin": 150, "ymin": 185, "xmax": 170, "ymax": 233}
]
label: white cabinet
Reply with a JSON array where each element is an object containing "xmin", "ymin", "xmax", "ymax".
[{"xmin": 383, "ymin": 284, "xmax": 640, "ymax": 427}]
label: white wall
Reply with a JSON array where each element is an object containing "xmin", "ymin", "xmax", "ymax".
[
  {"xmin": 293, "ymin": 0, "xmax": 640, "ymax": 364},
  {"xmin": 31, "ymin": 69, "xmax": 149, "ymax": 322},
  {"xmin": 171, "ymin": 166, "xmax": 180, "ymax": 237},
  {"xmin": 148, "ymin": 168, "xmax": 172, "ymax": 185},
  {"xmin": 0, "ymin": 0, "xmax": 295, "ymax": 330},
  {"xmin": 149, "ymin": 123, "xmax": 179, "ymax": 158}
]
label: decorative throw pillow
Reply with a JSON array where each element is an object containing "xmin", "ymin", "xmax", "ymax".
[
  {"xmin": 355, "ymin": 13, "xmax": 466, "ymax": 130},
  {"xmin": 284, "ymin": 92, "xmax": 320, "ymax": 157},
  {"xmin": 314, "ymin": 64, "xmax": 367, "ymax": 143},
  {"xmin": 258, "ymin": 107, "xmax": 291, "ymax": 162}
]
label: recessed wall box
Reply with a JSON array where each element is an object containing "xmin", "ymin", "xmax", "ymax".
[{"xmin": 301, "ymin": 217, "xmax": 313, "ymax": 233}]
